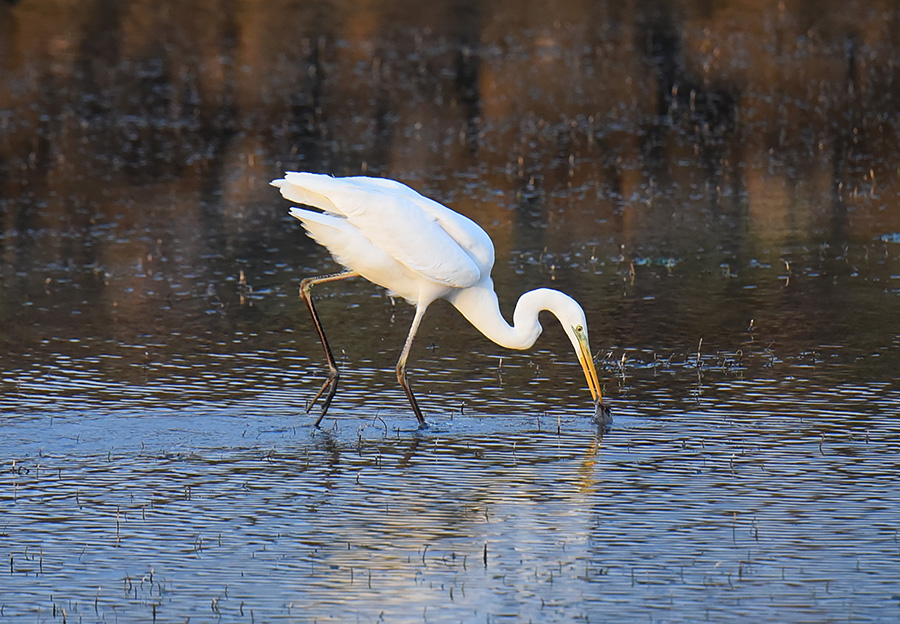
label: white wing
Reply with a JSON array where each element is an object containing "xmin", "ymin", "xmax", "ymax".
[
  {"xmin": 342, "ymin": 176, "xmax": 495, "ymax": 272},
  {"xmin": 274, "ymin": 173, "xmax": 491, "ymax": 289}
]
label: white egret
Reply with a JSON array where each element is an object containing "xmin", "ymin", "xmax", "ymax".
[{"xmin": 272, "ymin": 172, "xmax": 605, "ymax": 427}]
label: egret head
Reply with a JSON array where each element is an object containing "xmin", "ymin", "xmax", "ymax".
[{"xmin": 546, "ymin": 291, "xmax": 603, "ymax": 404}]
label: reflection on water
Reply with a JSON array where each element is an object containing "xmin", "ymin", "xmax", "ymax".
[
  {"xmin": 5, "ymin": 389, "xmax": 900, "ymax": 622},
  {"xmin": 2, "ymin": 0, "xmax": 900, "ymax": 621}
]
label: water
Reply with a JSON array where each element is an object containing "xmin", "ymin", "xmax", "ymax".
[{"xmin": 2, "ymin": 0, "xmax": 900, "ymax": 622}]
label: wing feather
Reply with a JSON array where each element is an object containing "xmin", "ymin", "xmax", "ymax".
[
  {"xmin": 274, "ymin": 173, "xmax": 488, "ymax": 289},
  {"xmin": 343, "ymin": 176, "xmax": 495, "ymax": 272}
]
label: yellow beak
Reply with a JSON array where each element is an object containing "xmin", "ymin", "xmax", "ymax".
[{"xmin": 576, "ymin": 336, "xmax": 602, "ymax": 403}]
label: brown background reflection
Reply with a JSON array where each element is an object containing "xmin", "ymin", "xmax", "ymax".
[{"xmin": 1, "ymin": 0, "xmax": 898, "ymax": 395}]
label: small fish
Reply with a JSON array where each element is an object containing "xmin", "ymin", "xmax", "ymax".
[{"xmin": 593, "ymin": 400, "xmax": 612, "ymax": 428}]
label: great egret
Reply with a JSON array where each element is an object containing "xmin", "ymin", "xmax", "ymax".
[{"xmin": 272, "ymin": 172, "xmax": 605, "ymax": 427}]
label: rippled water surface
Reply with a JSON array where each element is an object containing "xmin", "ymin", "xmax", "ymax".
[{"xmin": 2, "ymin": 0, "xmax": 900, "ymax": 622}]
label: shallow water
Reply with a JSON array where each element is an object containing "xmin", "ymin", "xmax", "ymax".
[{"xmin": 2, "ymin": 0, "xmax": 900, "ymax": 622}]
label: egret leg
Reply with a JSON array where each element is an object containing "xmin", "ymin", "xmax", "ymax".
[
  {"xmin": 299, "ymin": 270, "xmax": 358, "ymax": 425},
  {"xmin": 396, "ymin": 304, "xmax": 429, "ymax": 427}
]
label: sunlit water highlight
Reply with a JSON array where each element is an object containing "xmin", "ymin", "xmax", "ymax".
[{"xmin": 4, "ymin": 368, "xmax": 900, "ymax": 622}]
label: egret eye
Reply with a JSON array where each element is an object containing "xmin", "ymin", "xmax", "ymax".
[{"xmin": 575, "ymin": 325, "xmax": 583, "ymax": 333}]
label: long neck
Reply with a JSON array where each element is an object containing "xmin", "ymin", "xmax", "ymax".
[{"xmin": 448, "ymin": 282, "xmax": 550, "ymax": 350}]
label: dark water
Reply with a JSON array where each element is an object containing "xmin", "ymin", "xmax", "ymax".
[{"xmin": 2, "ymin": 0, "xmax": 900, "ymax": 622}]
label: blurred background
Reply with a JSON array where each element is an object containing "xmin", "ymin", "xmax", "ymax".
[
  {"xmin": 2, "ymin": 1, "xmax": 899, "ymax": 399},
  {"xmin": 2, "ymin": 1, "xmax": 898, "ymax": 402}
]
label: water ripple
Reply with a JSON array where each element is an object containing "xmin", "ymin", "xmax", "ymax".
[{"xmin": 3, "ymin": 378, "xmax": 899, "ymax": 622}]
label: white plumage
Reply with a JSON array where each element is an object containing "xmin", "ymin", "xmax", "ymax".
[{"xmin": 272, "ymin": 172, "xmax": 603, "ymax": 427}]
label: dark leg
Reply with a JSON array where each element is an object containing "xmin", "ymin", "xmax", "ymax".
[
  {"xmin": 396, "ymin": 305, "xmax": 428, "ymax": 427},
  {"xmin": 299, "ymin": 270, "xmax": 358, "ymax": 426}
]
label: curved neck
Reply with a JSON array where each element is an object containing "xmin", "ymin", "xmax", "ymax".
[{"xmin": 449, "ymin": 282, "xmax": 552, "ymax": 350}]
